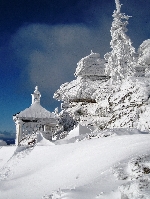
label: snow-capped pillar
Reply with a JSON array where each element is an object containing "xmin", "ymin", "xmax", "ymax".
[{"xmin": 15, "ymin": 119, "xmax": 23, "ymax": 146}]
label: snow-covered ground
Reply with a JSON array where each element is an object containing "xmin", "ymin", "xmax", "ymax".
[
  {"xmin": 0, "ymin": 145, "xmax": 16, "ymax": 169},
  {"xmin": 0, "ymin": 129, "xmax": 150, "ymax": 199}
]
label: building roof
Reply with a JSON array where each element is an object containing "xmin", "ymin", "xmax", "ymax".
[
  {"xmin": 13, "ymin": 86, "xmax": 57, "ymax": 121},
  {"xmin": 15, "ymin": 102, "xmax": 56, "ymax": 119}
]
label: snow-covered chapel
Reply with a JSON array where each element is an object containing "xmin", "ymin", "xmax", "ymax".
[{"xmin": 13, "ymin": 86, "xmax": 58, "ymax": 145}]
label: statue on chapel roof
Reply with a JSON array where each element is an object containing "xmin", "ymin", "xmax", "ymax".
[{"xmin": 31, "ymin": 86, "xmax": 41, "ymax": 105}]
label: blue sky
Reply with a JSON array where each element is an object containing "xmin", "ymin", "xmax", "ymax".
[{"xmin": 0, "ymin": 0, "xmax": 150, "ymax": 136}]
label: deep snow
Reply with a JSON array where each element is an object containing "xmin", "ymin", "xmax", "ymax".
[{"xmin": 0, "ymin": 130, "xmax": 150, "ymax": 199}]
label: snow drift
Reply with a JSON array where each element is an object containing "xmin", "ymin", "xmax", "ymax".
[{"xmin": 0, "ymin": 131, "xmax": 150, "ymax": 199}]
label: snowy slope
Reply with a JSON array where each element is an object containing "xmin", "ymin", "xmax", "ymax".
[
  {"xmin": 0, "ymin": 132, "xmax": 150, "ymax": 199},
  {"xmin": 0, "ymin": 146, "xmax": 16, "ymax": 169}
]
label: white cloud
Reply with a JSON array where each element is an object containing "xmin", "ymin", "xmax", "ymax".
[{"xmin": 10, "ymin": 22, "xmax": 111, "ymax": 106}]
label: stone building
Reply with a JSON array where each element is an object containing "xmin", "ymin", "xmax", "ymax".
[{"xmin": 13, "ymin": 86, "xmax": 58, "ymax": 145}]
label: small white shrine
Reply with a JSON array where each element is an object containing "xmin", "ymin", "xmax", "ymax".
[{"xmin": 13, "ymin": 86, "xmax": 58, "ymax": 145}]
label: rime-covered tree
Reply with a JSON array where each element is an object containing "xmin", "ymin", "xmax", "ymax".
[{"xmin": 104, "ymin": 0, "xmax": 136, "ymax": 83}]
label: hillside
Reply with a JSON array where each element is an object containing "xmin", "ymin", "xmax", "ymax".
[{"xmin": 0, "ymin": 130, "xmax": 150, "ymax": 199}]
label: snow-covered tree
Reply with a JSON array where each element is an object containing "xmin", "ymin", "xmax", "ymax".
[{"xmin": 104, "ymin": 0, "xmax": 136, "ymax": 83}]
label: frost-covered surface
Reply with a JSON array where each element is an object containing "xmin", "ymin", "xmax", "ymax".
[
  {"xmin": 54, "ymin": 0, "xmax": 150, "ymax": 108},
  {"xmin": 54, "ymin": 51, "xmax": 108, "ymax": 102},
  {"xmin": 138, "ymin": 39, "xmax": 150, "ymax": 67},
  {"xmin": 17, "ymin": 131, "xmax": 55, "ymax": 146},
  {"xmin": 54, "ymin": 51, "xmax": 109, "ymax": 103},
  {"xmin": 106, "ymin": 77, "xmax": 150, "ymax": 130},
  {"xmin": 0, "ymin": 131, "xmax": 150, "ymax": 199},
  {"xmin": 104, "ymin": 0, "xmax": 136, "ymax": 81},
  {"xmin": 19, "ymin": 132, "xmax": 37, "ymax": 146},
  {"xmin": 75, "ymin": 51, "xmax": 106, "ymax": 78},
  {"xmin": 138, "ymin": 39, "xmax": 150, "ymax": 77},
  {"xmin": 54, "ymin": 77, "xmax": 109, "ymax": 102},
  {"xmin": 54, "ymin": 76, "xmax": 150, "ymax": 131},
  {"xmin": 113, "ymin": 154, "xmax": 150, "ymax": 199},
  {"xmin": 15, "ymin": 102, "xmax": 56, "ymax": 119},
  {"xmin": 53, "ymin": 0, "xmax": 150, "ymax": 134},
  {"xmin": 36, "ymin": 132, "xmax": 55, "ymax": 146}
]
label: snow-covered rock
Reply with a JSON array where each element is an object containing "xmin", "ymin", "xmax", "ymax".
[
  {"xmin": 55, "ymin": 73, "xmax": 150, "ymax": 131},
  {"xmin": 137, "ymin": 39, "xmax": 150, "ymax": 77},
  {"xmin": 75, "ymin": 51, "xmax": 106, "ymax": 79},
  {"xmin": 54, "ymin": 51, "xmax": 109, "ymax": 103},
  {"xmin": 54, "ymin": 77, "xmax": 106, "ymax": 102},
  {"xmin": 138, "ymin": 39, "xmax": 150, "ymax": 67},
  {"xmin": 53, "ymin": 0, "xmax": 150, "ymax": 133},
  {"xmin": 53, "ymin": 51, "xmax": 111, "ymax": 131}
]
